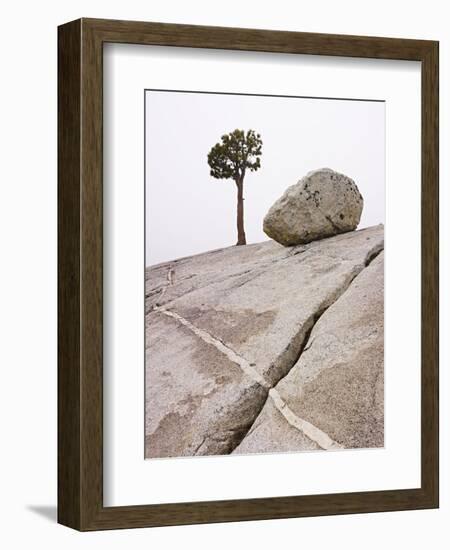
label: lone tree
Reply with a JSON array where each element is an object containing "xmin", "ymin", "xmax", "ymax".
[{"xmin": 207, "ymin": 129, "xmax": 263, "ymax": 245}]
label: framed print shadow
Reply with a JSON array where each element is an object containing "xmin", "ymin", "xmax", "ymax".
[{"xmin": 58, "ymin": 18, "xmax": 439, "ymax": 530}]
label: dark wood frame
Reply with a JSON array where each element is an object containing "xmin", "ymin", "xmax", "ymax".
[{"xmin": 58, "ymin": 18, "xmax": 439, "ymax": 531}]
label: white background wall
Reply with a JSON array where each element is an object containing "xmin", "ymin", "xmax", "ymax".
[{"xmin": 0, "ymin": 0, "xmax": 448, "ymax": 548}]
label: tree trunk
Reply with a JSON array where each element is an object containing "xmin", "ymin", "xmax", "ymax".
[{"xmin": 236, "ymin": 178, "xmax": 246, "ymax": 245}]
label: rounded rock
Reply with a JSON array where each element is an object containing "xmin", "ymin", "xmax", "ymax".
[{"xmin": 263, "ymin": 168, "xmax": 364, "ymax": 246}]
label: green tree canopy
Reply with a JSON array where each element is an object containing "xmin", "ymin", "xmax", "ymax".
[{"xmin": 207, "ymin": 129, "xmax": 262, "ymax": 182}]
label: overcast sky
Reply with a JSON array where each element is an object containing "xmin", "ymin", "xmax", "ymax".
[{"xmin": 145, "ymin": 91, "xmax": 385, "ymax": 266}]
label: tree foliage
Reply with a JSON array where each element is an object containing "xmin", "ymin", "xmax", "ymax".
[{"xmin": 207, "ymin": 129, "xmax": 262, "ymax": 183}]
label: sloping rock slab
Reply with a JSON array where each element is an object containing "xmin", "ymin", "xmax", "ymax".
[
  {"xmin": 145, "ymin": 225, "xmax": 384, "ymax": 458},
  {"xmin": 146, "ymin": 313, "xmax": 267, "ymax": 457},
  {"xmin": 234, "ymin": 251, "xmax": 384, "ymax": 455}
]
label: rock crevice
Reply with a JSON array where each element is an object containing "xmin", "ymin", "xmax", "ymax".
[
  {"xmin": 233, "ymin": 242, "xmax": 384, "ymax": 452},
  {"xmin": 234, "ymin": 250, "xmax": 384, "ymax": 454}
]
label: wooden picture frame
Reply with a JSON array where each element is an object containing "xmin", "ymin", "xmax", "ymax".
[{"xmin": 58, "ymin": 18, "xmax": 439, "ymax": 531}]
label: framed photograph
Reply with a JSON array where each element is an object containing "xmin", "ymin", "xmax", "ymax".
[{"xmin": 58, "ymin": 18, "xmax": 439, "ymax": 530}]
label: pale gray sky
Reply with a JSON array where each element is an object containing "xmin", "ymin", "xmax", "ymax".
[{"xmin": 145, "ymin": 91, "xmax": 385, "ymax": 266}]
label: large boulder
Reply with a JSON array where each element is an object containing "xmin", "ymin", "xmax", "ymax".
[{"xmin": 263, "ymin": 168, "xmax": 364, "ymax": 246}]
